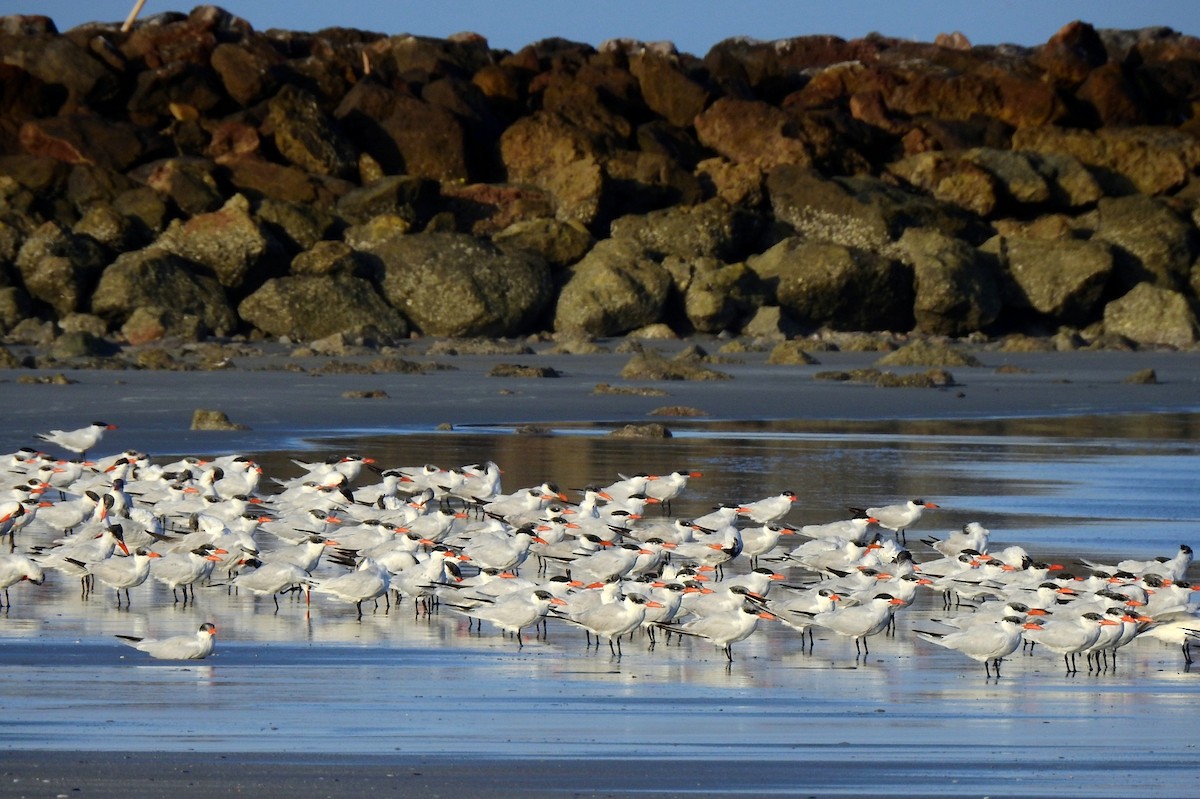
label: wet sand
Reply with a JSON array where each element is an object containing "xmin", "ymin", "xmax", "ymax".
[{"xmin": 1, "ymin": 341, "xmax": 1198, "ymax": 798}]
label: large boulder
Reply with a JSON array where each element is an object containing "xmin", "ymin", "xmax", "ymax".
[
  {"xmin": 368, "ymin": 232, "xmax": 552, "ymax": 337},
  {"xmin": 237, "ymin": 274, "xmax": 408, "ymax": 340},
  {"xmin": 155, "ymin": 194, "xmax": 278, "ymax": 290},
  {"xmin": 899, "ymin": 228, "xmax": 1002, "ymax": 336},
  {"xmin": 609, "ymin": 199, "xmax": 749, "ymax": 261},
  {"xmin": 681, "ymin": 260, "xmax": 766, "ymax": 334},
  {"xmin": 996, "ymin": 236, "xmax": 1115, "ymax": 324},
  {"xmin": 14, "ymin": 221, "xmax": 108, "ymax": 317},
  {"xmin": 18, "ymin": 116, "xmax": 144, "ymax": 172},
  {"xmin": 629, "ymin": 51, "xmax": 710, "ymax": 128},
  {"xmin": 0, "ymin": 30, "xmax": 119, "ymax": 106},
  {"xmin": 91, "ymin": 248, "xmax": 237, "ymax": 335},
  {"xmin": 1012, "ymin": 126, "xmax": 1200, "ymax": 196},
  {"xmin": 694, "ymin": 97, "xmax": 813, "ymax": 171},
  {"xmin": 553, "ymin": 238, "xmax": 672, "ymax": 336},
  {"xmin": 376, "ymin": 95, "xmax": 471, "ymax": 183},
  {"xmin": 1103, "ymin": 283, "xmax": 1199, "ymax": 347},
  {"xmin": 210, "ymin": 39, "xmax": 283, "ymax": 107},
  {"xmin": 767, "ymin": 165, "xmax": 981, "ymax": 253},
  {"xmin": 1093, "ymin": 195, "xmax": 1198, "ymax": 292},
  {"xmin": 499, "ymin": 111, "xmax": 610, "ymax": 228},
  {"xmin": 266, "ymin": 85, "xmax": 357, "ymax": 179},
  {"xmin": 747, "ymin": 237, "xmax": 914, "ymax": 331}
]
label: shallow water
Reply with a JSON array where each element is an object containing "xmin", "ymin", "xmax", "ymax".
[{"xmin": 1, "ymin": 415, "xmax": 1198, "ymax": 796}]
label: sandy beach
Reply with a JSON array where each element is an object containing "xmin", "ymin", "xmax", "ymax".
[{"xmin": 1, "ymin": 339, "xmax": 1198, "ymax": 798}]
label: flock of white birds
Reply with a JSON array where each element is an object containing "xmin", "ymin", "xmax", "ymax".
[{"xmin": 1, "ymin": 421, "xmax": 1197, "ymax": 673}]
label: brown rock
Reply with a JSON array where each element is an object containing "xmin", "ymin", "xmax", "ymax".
[
  {"xmin": 439, "ymin": 183, "xmax": 556, "ymax": 236},
  {"xmin": 191, "ymin": 409, "xmax": 248, "ymax": 431},
  {"xmin": 1012, "ymin": 126, "xmax": 1200, "ymax": 196},
  {"xmin": 0, "ymin": 30, "xmax": 119, "ymax": 106},
  {"xmin": 14, "ymin": 221, "xmax": 107, "ymax": 317},
  {"xmin": 1075, "ymin": 62, "xmax": 1147, "ymax": 125},
  {"xmin": 609, "ymin": 422, "xmax": 673, "ymax": 438},
  {"xmin": 0, "ymin": 286, "xmax": 30, "ymax": 334},
  {"xmin": 499, "ymin": 111, "xmax": 609, "ymax": 228},
  {"xmin": 1032, "ymin": 21, "xmax": 1109, "ymax": 85},
  {"xmin": 885, "ymin": 69, "xmax": 1068, "ymax": 129},
  {"xmin": 553, "ymin": 239, "xmax": 671, "ymax": 337},
  {"xmin": 120, "ymin": 305, "xmax": 204, "ymax": 345},
  {"xmin": 768, "ymin": 165, "xmax": 980, "ymax": 252},
  {"xmin": 335, "ymin": 175, "xmax": 439, "ymax": 227},
  {"xmin": 210, "ymin": 40, "xmax": 282, "ymax": 107},
  {"xmin": 694, "ymin": 97, "xmax": 812, "ymax": 171},
  {"xmin": 18, "ymin": 116, "xmax": 143, "ymax": 171},
  {"xmin": 629, "ymin": 51, "xmax": 710, "ymax": 128},
  {"xmin": 377, "ymin": 95, "xmax": 471, "ymax": 182},
  {"xmin": 290, "ymin": 241, "xmax": 365, "ymax": 277}
]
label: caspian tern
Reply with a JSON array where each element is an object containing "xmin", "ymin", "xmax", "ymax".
[
  {"xmin": 451, "ymin": 587, "xmax": 567, "ymax": 646},
  {"xmin": 36, "ymin": 422, "xmax": 117, "ymax": 458},
  {"xmin": 737, "ymin": 491, "xmax": 798, "ymax": 524},
  {"xmin": 116, "ymin": 622, "xmax": 216, "ymax": 660},
  {"xmin": 0, "ymin": 552, "xmax": 44, "ymax": 606},
  {"xmin": 807, "ymin": 592, "xmax": 908, "ymax": 657},
  {"xmin": 665, "ymin": 599, "xmax": 776, "ymax": 662},
  {"xmin": 852, "ymin": 498, "xmax": 939, "ymax": 543},
  {"xmin": 1022, "ymin": 611, "xmax": 1119, "ymax": 673},
  {"xmin": 565, "ymin": 592, "xmax": 662, "ymax": 657},
  {"xmin": 915, "ymin": 615, "xmax": 1036, "ymax": 677},
  {"xmin": 309, "ymin": 556, "xmax": 391, "ymax": 618},
  {"xmin": 77, "ymin": 548, "xmax": 161, "ymax": 606}
]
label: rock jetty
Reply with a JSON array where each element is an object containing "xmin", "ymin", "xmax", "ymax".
[{"xmin": 1, "ymin": 9, "xmax": 1199, "ymax": 350}]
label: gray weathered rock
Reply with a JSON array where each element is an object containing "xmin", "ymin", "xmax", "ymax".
[
  {"xmin": 91, "ymin": 248, "xmax": 237, "ymax": 335},
  {"xmin": 747, "ymin": 237, "xmax": 914, "ymax": 331},
  {"xmin": 1094, "ymin": 195, "xmax": 1198, "ymax": 292},
  {"xmin": 335, "ymin": 175, "xmax": 439, "ymax": 227},
  {"xmin": 369, "ymin": 232, "xmax": 552, "ymax": 337},
  {"xmin": 609, "ymin": 199, "xmax": 748, "ymax": 261},
  {"xmin": 291, "ymin": 240, "xmax": 368, "ymax": 277},
  {"xmin": 997, "ymin": 236, "xmax": 1115, "ymax": 324},
  {"xmin": 492, "ymin": 218, "xmax": 594, "ymax": 268},
  {"xmin": 14, "ymin": 221, "xmax": 108, "ymax": 317},
  {"xmin": 155, "ymin": 194, "xmax": 277, "ymax": 289},
  {"xmin": 237, "ymin": 274, "xmax": 408, "ymax": 341},
  {"xmin": 767, "ymin": 165, "xmax": 979, "ymax": 253},
  {"xmin": 681, "ymin": 260, "xmax": 767, "ymax": 334},
  {"xmin": 899, "ymin": 228, "xmax": 1002, "ymax": 336},
  {"xmin": 1103, "ymin": 283, "xmax": 1198, "ymax": 347},
  {"xmin": 553, "ymin": 238, "xmax": 672, "ymax": 337},
  {"xmin": 0, "ymin": 286, "xmax": 29, "ymax": 333}
]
